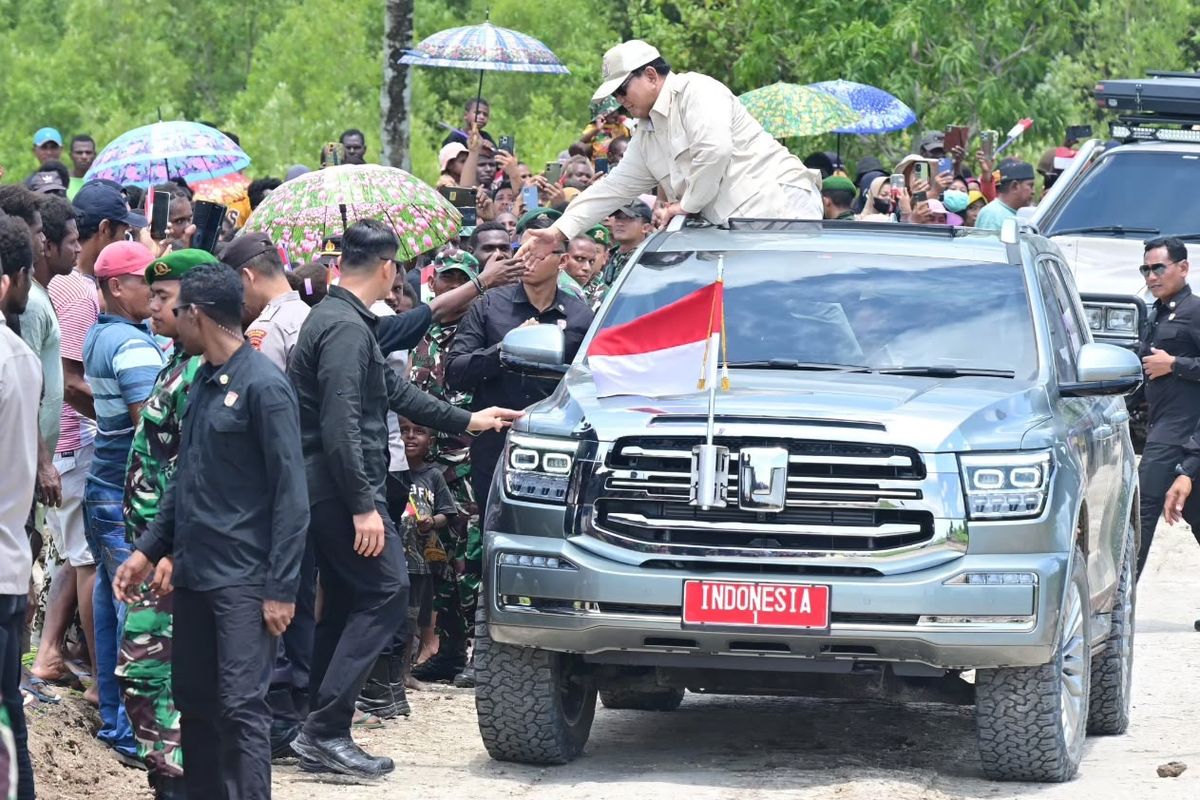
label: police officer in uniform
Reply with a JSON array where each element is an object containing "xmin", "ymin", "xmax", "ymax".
[
  {"xmin": 1136, "ymin": 236, "xmax": 1200, "ymax": 578},
  {"xmin": 225, "ymin": 233, "xmax": 311, "ymax": 373}
]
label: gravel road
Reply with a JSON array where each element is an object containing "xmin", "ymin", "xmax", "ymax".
[
  {"xmin": 269, "ymin": 523, "xmax": 1200, "ymax": 800},
  {"xmin": 28, "ymin": 522, "xmax": 1200, "ymax": 799}
]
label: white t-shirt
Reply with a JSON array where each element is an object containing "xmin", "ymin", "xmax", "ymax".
[{"xmin": 372, "ymin": 301, "xmax": 410, "ymax": 473}]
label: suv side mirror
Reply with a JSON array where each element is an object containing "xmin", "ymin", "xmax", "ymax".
[
  {"xmin": 500, "ymin": 324, "xmax": 569, "ymax": 378},
  {"xmin": 1059, "ymin": 343, "xmax": 1143, "ymax": 397},
  {"xmin": 1016, "ymin": 206, "xmax": 1037, "ymax": 225}
]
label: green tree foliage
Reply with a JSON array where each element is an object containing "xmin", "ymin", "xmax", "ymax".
[{"xmin": 0, "ymin": 0, "xmax": 1196, "ymax": 186}]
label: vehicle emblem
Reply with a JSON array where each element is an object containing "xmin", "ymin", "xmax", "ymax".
[{"xmin": 738, "ymin": 447, "xmax": 789, "ymax": 513}]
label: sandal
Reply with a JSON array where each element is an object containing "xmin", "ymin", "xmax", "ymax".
[
  {"xmin": 20, "ymin": 671, "xmax": 61, "ymax": 707},
  {"xmin": 352, "ymin": 709, "xmax": 384, "ymax": 729}
]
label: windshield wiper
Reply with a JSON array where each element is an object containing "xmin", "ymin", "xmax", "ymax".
[
  {"xmin": 728, "ymin": 359, "xmax": 872, "ymax": 372},
  {"xmin": 1052, "ymin": 225, "xmax": 1159, "ymax": 237},
  {"xmin": 875, "ymin": 366, "xmax": 1016, "ymax": 378},
  {"xmin": 1170, "ymin": 233, "xmax": 1200, "ymax": 241}
]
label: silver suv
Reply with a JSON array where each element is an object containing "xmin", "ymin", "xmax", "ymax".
[{"xmin": 474, "ymin": 219, "xmax": 1142, "ymax": 783}]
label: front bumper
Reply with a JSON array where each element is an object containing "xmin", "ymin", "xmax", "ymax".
[{"xmin": 486, "ymin": 530, "xmax": 1069, "ymax": 671}]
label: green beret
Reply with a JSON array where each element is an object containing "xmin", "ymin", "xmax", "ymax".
[
  {"xmin": 821, "ymin": 176, "xmax": 857, "ymax": 194},
  {"xmin": 146, "ymin": 248, "xmax": 220, "ymax": 284},
  {"xmin": 585, "ymin": 224, "xmax": 612, "ymax": 247},
  {"xmin": 516, "ymin": 206, "xmax": 562, "ymax": 235},
  {"xmin": 435, "ymin": 250, "xmax": 480, "ymax": 281}
]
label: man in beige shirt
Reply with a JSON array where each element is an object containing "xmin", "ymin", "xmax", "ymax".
[{"xmin": 521, "ymin": 40, "xmax": 822, "ymax": 259}]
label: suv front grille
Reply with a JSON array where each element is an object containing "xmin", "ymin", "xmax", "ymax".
[{"xmin": 591, "ymin": 436, "xmax": 931, "ymax": 557}]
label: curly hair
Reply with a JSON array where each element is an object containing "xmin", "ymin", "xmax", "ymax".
[
  {"xmin": 0, "ymin": 214, "xmax": 34, "ymax": 276},
  {"xmin": 0, "ymin": 185, "xmax": 39, "ymax": 226}
]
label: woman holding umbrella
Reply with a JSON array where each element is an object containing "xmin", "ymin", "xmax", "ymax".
[{"xmin": 519, "ymin": 40, "xmax": 824, "ymax": 261}]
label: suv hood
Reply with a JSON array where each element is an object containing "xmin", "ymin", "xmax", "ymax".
[
  {"xmin": 1051, "ymin": 235, "xmax": 1152, "ymax": 300},
  {"xmin": 524, "ymin": 367, "xmax": 1049, "ymax": 453}
]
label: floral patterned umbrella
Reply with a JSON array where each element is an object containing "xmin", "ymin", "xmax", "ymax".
[
  {"xmin": 807, "ymin": 80, "xmax": 917, "ymax": 135},
  {"xmin": 84, "ymin": 121, "xmax": 250, "ymax": 188},
  {"xmin": 239, "ymin": 164, "xmax": 462, "ymax": 265},
  {"xmin": 737, "ymin": 83, "xmax": 859, "ymax": 139}
]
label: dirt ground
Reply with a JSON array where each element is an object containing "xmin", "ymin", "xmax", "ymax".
[{"xmin": 27, "ymin": 522, "xmax": 1200, "ymax": 800}]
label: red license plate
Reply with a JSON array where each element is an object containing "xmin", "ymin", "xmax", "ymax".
[{"xmin": 682, "ymin": 580, "xmax": 830, "ymax": 629}]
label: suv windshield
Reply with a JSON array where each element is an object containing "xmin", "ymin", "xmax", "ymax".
[
  {"xmin": 1042, "ymin": 150, "xmax": 1200, "ymax": 237},
  {"xmin": 594, "ymin": 251, "xmax": 1038, "ymax": 380}
]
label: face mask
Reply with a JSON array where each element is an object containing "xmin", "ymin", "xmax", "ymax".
[
  {"xmin": 872, "ymin": 197, "xmax": 892, "ymax": 214},
  {"xmin": 942, "ymin": 189, "xmax": 969, "ymax": 213}
]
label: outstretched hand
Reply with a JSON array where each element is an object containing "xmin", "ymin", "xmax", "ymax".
[{"xmin": 467, "ymin": 406, "xmax": 524, "ymax": 433}]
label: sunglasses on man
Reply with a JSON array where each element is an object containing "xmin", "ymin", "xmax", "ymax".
[{"xmin": 1139, "ymin": 260, "xmax": 1180, "ymax": 277}]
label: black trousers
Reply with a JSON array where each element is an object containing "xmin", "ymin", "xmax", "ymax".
[
  {"xmin": 173, "ymin": 586, "xmax": 274, "ymax": 800},
  {"xmin": 470, "ymin": 431, "xmax": 505, "ymax": 527},
  {"xmin": 1, "ymin": 595, "xmax": 34, "ymax": 800},
  {"xmin": 267, "ymin": 535, "xmax": 316, "ymax": 723},
  {"xmin": 1137, "ymin": 442, "xmax": 1200, "ymax": 578},
  {"xmin": 303, "ymin": 498, "xmax": 408, "ymax": 739}
]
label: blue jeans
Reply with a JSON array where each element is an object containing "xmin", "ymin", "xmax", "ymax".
[{"xmin": 83, "ymin": 475, "xmax": 137, "ymax": 757}]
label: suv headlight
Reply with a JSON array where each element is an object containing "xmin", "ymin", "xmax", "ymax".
[
  {"xmin": 959, "ymin": 451, "xmax": 1052, "ymax": 520},
  {"xmin": 504, "ymin": 433, "xmax": 578, "ymax": 504},
  {"xmin": 1082, "ymin": 300, "xmax": 1139, "ymax": 338}
]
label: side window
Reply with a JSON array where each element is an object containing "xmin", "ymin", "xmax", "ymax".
[
  {"xmin": 1046, "ymin": 258, "xmax": 1094, "ymax": 347},
  {"xmin": 1037, "ymin": 262, "xmax": 1078, "ymax": 383}
]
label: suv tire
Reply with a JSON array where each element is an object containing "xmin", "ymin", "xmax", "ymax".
[
  {"xmin": 976, "ymin": 546, "xmax": 1092, "ymax": 782},
  {"xmin": 1088, "ymin": 517, "xmax": 1136, "ymax": 735},
  {"xmin": 474, "ymin": 608, "xmax": 597, "ymax": 764},
  {"xmin": 599, "ymin": 686, "xmax": 685, "ymax": 711}
]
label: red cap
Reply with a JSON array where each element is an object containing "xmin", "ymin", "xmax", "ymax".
[{"xmin": 95, "ymin": 241, "xmax": 154, "ymax": 280}]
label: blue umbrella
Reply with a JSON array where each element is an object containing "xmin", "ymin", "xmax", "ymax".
[
  {"xmin": 807, "ymin": 79, "xmax": 917, "ymax": 135},
  {"xmin": 400, "ymin": 21, "xmax": 568, "ymax": 118}
]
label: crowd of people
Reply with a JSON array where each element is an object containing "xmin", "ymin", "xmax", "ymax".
[{"xmin": 0, "ymin": 37, "xmax": 1086, "ymax": 800}]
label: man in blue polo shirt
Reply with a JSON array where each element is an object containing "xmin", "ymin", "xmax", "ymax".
[
  {"xmin": 973, "ymin": 160, "xmax": 1036, "ymax": 231},
  {"xmin": 82, "ymin": 239, "xmax": 161, "ymax": 765}
]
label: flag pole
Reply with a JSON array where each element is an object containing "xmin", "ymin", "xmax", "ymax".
[
  {"xmin": 704, "ymin": 254, "xmax": 725, "ymax": 449},
  {"xmin": 691, "ymin": 255, "xmax": 728, "ymax": 510}
]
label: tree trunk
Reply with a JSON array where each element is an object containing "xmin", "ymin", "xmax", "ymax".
[{"xmin": 381, "ymin": 0, "xmax": 415, "ymax": 171}]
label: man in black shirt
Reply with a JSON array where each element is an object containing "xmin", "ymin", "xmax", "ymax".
[
  {"xmin": 1136, "ymin": 236, "xmax": 1200, "ymax": 577},
  {"xmin": 445, "ymin": 226, "xmax": 594, "ymax": 515},
  {"xmin": 286, "ymin": 219, "xmax": 521, "ymax": 777},
  {"xmin": 115, "ymin": 263, "xmax": 309, "ymax": 800}
]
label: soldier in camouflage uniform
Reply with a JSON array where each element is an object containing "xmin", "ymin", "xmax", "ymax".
[
  {"xmin": 118, "ymin": 249, "xmax": 218, "ymax": 800},
  {"xmin": 408, "ymin": 253, "xmax": 481, "ymax": 682}
]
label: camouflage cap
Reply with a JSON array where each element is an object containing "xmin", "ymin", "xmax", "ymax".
[{"xmin": 435, "ymin": 250, "xmax": 480, "ymax": 281}]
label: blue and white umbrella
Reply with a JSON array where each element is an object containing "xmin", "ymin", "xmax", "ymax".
[
  {"xmin": 807, "ymin": 79, "xmax": 917, "ymax": 135},
  {"xmin": 400, "ymin": 21, "xmax": 569, "ymax": 134},
  {"xmin": 399, "ymin": 21, "xmax": 569, "ymax": 74}
]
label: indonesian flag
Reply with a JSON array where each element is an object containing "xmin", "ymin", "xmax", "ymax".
[{"xmin": 588, "ymin": 281, "xmax": 724, "ymax": 398}]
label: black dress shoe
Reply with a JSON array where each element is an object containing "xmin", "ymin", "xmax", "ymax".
[
  {"xmin": 152, "ymin": 776, "xmax": 186, "ymax": 800},
  {"xmin": 270, "ymin": 720, "xmax": 302, "ymax": 759},
  {"xmin": 291, "ymin": 732, "xmax": 393, "ymax": 777}
]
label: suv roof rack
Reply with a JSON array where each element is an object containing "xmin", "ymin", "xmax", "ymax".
[
  {"xmin": 1096, "ymin": 75, "xmax": 1200, "ymax": 138},
  {"xmin": 710, "ymin": 218, "xmax": 973, "ymax": 238}
]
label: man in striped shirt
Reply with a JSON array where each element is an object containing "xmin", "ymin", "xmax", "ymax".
[
  {"xmin": 82, "ymin": 240, "xmax": 161, "ymax": 764},
  {"xmin": 47, "ymin": 181, "xmax": 135, "ymax": 706}
]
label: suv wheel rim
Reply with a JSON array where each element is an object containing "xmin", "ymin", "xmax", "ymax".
[{"xmin": 1060, "ymin": 579, "xmax": 1087, "ymax": 744}]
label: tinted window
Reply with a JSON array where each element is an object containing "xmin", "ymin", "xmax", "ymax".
[
  {"xmin": 596, "ymin": 251, "xmax": 1038, "ymax": 379},
  {"xmin": 1042, "ymin": 151, "xmax": 1200, "ymax": 237}
]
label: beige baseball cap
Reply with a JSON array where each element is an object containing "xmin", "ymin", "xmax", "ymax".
[{"xmin": 592, "ymin": 40, "xmax": 661, "ymax": 102}]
